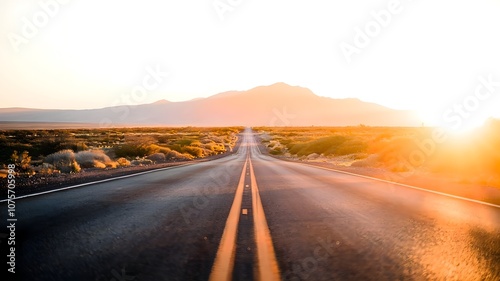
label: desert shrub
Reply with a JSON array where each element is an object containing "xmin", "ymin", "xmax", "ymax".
[
  {"xmin": 75, "ymin": 150, "xmax": 110, "ymax": 163},
  {"xmin": 176, "ymin": 139, "xmax": 194, "ymax": 146},
  {"xmin": 44, "ymin": 149, "xmax": 83, "ymax": 173},
  {"xmin": 368, "ymin": 137, "xmax": 419, "ymax": 171},
  {"xmin": 146, "ymin": 153, "xmax": 166, "ymax": 163},
  {"xmin": 288, "ymin": 135, "xmax": 366, "ymax": 157},
  {"xmin": 114, "ymin": 144, "xmax": 151, "ymax": 158},
  {"xmin": 91, "ymin": 160, "xmax": 107, "ymax": 169},
  {"xmin": 270, "ymin": 147, "xmax": 283, "ymax": 155},
  {"xmin": 35, "ymin": 163, "xmax": 59, "ymax": 175},
  {"xmin": 74, "ymin": 150, "xmax": 112, "ymax": 168},
  {"xmin": 153, "ymin": 145, "xmax": 172, "ymax": 154},
  {"xmin": 278, "ymin": 138, "xmax": 293, "ymax": 146},
  {"xmin": 165, "ymin": 150, "xmax": 194, "ymax": 161},
  {"xmin": 190, "ymin": 141, "xmax": 202, "ymax": 147},
  {"xmin": 116, "ymin": 157, "xmax": 131, "ymax": 167},
  {"xmin": 114, "ymin": 144, "xmax": 147, "ymax": 158},
  {"xmin": 70, "ymin": 161, "xmax": 81, "ymax": 173},
  {"xmin": 202, "ymin": 142, "xmax": 225, "ymax": 153},
  {"xmin": 156, "ymin": 135, "xmax": 173, "ymax": 144},
  {"xmin": 182, "ymin": 146, "xmax": 204, "ymax": 158},
  {"xmin": 130, "ymin": 158, "xmax": 154, "ymax": 166},
  {"xmin": 334, "ymin": 141, "xmax": 367, "ymax": 156},
  {"xmin": 114, "ymin": 143, "xmax": 170, "ymax": 158},
  {"xmin": 45, "ymin": 149, "xmax": 75, "ymax": 167},
  {"xmin": 61, "ymin": 161, "xmax": 81, "ymax": 173},
  {"xmin": 11, "ymin": 150, "xmax": 33, "ymax": 172}
]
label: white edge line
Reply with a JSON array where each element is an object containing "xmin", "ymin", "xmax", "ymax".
[
  {"xmin": 0, "ymin": 162, "xmax": 194, "ymax": 203},
  {"xmin": 293, "ymin": 161, "xmax": 500, "ymax": 209}
]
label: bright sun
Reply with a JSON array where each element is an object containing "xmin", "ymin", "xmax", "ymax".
[
  {"xmin": 440, "ymin": 116, "xmax": 491, "ymax": 138},
  {"xmin": 418, "ymin": 110, "xmax": 489, "ymax": 136}
]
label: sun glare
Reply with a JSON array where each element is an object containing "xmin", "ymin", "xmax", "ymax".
[
  {"xmin": 439, "ymin": 117, "xmax": 489, "ymax": 137},
  {"xmin": 418, "ymin": 105, "xmax": 493, "ymax": 137}
]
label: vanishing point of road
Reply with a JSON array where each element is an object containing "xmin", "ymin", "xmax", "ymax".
[{"xmin": 2, "ymin": 128, "xmax": 500, "ymax": 280}]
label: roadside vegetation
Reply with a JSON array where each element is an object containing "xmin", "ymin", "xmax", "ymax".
[
  {"xmin": 255, "ymin": 119, "xmax": 500, "ymax": 188},
  {"xmin": 0, "ymin": 127, "xmax": 241, "ymax": 176}
]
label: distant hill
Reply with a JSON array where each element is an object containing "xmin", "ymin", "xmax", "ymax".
[{"xmin": 0, "ymin": 83, "xmax": 421, "ymax": 127}]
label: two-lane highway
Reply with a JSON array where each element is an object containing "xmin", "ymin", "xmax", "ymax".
[{"xmin": 2, "ymin": 128, "xmax": 500, "ymax": 280}]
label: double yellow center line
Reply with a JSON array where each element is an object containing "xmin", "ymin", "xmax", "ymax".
[{"xmin": 209, "ymin": 155, "xmax": 280, "ymax": 281}]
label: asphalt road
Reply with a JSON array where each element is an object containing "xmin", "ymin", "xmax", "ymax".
[{"xmin": 2, "ymin": 128, "xmax": 500, "ymax": 280}]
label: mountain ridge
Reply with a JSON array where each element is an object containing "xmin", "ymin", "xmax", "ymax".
[{"xmin": 0, "ymin": 83, "xmax": 421, "ymax": 127}]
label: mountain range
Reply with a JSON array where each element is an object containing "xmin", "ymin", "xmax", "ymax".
[{"xmin": 0, "ymin": 83, "xmax": 421, "ymax": 127}]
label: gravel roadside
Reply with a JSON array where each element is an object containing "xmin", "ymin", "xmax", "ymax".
[{"xmin": 0, "ymin": 152, "xmax": 231, "ymax": 198}]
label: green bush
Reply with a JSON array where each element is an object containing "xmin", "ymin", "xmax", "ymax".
[
  {"xmin": 165, "ymin": 150, "xmax": 193, "ymax": 160},
  {"xmin": 287, "ymin": 135, "xmax": 366, "ymax": 156},
  {"xmin": 182, "ymin": 146, "xmax": 204, "ymax": 158},
  {"xmin": 114, "ymin": 144, "xmax": 170, "ymax": 158},
  {"xmin": 176, "ymin": 139, "xmax": 193, "ymax": 146}
]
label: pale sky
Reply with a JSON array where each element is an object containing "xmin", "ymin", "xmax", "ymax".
[{"xmin": 1, "ymin": 0, "xmax": 499, "ymax": 128}]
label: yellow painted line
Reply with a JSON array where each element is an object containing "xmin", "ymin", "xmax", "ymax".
[
  {"xmin": 209, "ymin": 156, "xmax": 249, "ymax": 281},
  {"xmin": 249, "ymin": 157, "xmax": 281, "ymax": 281}
]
